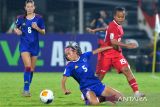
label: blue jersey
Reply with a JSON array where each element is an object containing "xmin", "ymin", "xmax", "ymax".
[
  {"xmin": 16, "ymin": 14, "xmax": 45, "ymax": 56},
  {"xmin": 63, "ymin": 52, "xmax": 101, "ymax": 90},
  {"xmin": 94, "ymin": 20, "xmax": 106, "ymax": 40}
]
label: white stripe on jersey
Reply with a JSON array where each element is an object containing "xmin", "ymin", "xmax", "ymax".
[
  {"xmin": 16, "ymin": 19, "xmax": 18, "ymax": 24},
  {"xmin": 110, "ymin": 33, "xmax": 114, "ymax": 39},
  {"xmin": 104, "ymin": 30, "xmax": 108, "ymax": 42},
  {"xmin": 63, "ymin": 69, "xmax": 67, "ymax": 74}
]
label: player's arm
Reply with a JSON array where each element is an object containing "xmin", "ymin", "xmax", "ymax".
[
  {"xmin": 109, "ymin": 28, "xmax": 137, "ymax": 49},
  {"xmin": 92, "ymin": 46, "xmax": 113, "ymax": 55},
  {"xmin": 14, "ymin": 28, "xmax": 22, "ymax": 35},
  {"xmin": 37, "ymin": 28, "xmax": 45, "ymax": 35},
  {"xmin": 111, "ymin": 39, "xmax": 137, "ymax": 49},
  {"xmin": 14, "ymin": 17, "xmax": 22, "ymax": 35},
  {"xmin": 86, "ymin": 27, "xmax": 107, "ymax": 33},
  {"xmin": 61, "ymin": 76, "xmax": 71, "ymax": 95},
  {"xmin": 32, "ymin": 22, "xmax": 45, "ymax": 35}
]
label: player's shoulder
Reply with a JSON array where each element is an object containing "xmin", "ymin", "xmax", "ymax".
[
  {"xmin": 35, "ymin": 14, "xmax": 43, "ymax": 19},
  {"xmin": 16, "ymin": 14, "xmax": 25, "ymax": 19},
  {"xmin": 83, "ymin": 52, "xmax": 92, "ymax": 56},
  {"xmin": 108, "ymin": 21, "xmax": 116, "ymax": 27},
  {"xmin": 108, "ymin": 21, "xmax": 118, "ymax": 31},
  {"xmin": 81, "ymin": 51, "xmax": 93, "ymax": 58},
  {"xmin": 66, "ymin": 61, "xmax": 75, "ymax": 68}
]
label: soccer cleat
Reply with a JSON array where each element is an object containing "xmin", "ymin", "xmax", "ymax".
[
  {"xmin": 134, "ymin": 92, "xmax": 145, "ymax": 98},
  {"xmin": 22, "ymin": 91, "xmax": 31, "ymax": 97}
]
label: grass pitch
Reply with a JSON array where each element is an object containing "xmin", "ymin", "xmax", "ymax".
[{"xmin": 0, "ymin": 72, "xmax": 160, "ymax": 107}]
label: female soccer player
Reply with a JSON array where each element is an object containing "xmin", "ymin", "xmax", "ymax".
[
  {"xmin": 61, "ymin": 43, "xmax": 123, "ymax": 105},
  {"xmin": 87, "ymin": 7, "xmax": 145, "ymax": 98},
  {"xmin": 14, "ymin": 0, "xmax": 45, "ymax": 97}
]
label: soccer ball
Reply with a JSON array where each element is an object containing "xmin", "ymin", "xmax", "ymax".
[
  {"xmin": 125, "ymin": 39, "xmax": 139, "ymax": 48},
  {"xmin": 40, "ymin": 89, "xmax": 54, "ymax": 104}
]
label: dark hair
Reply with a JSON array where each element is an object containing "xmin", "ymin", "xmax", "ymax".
[
  {"xmin": 113, "ymin": 6, "xmax": 126, "ymax": 16},
  {"xmin": 64, "ymin": 44, "xmax": 82, "ymax": 61},
  {"xmin": 23, "ymin": 0, "xmax": 35, "ymax": 24},
  {"xmin": 25, "ymin": 0, "xmax": 34, "ymax": 6}
]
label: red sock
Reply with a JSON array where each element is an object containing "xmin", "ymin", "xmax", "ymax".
[
  {"xmin": 128, "ymin": 78, "xmax": 138, "ymax": 92},
  {"xmin": 25, "ymin": 67, "xmax": 31, "ymax": 72}
]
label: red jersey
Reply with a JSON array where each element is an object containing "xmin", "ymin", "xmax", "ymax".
[{"xmin": 102, "ymin": 20, "xmax": 124, "ymax": 57}]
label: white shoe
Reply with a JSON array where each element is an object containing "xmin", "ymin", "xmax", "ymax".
[
  {"xmin": 22, "ymin": 91, "xmax": 31, "ymax": 97},
  {"xmin": 81, "ymin": 94, "xmax": 85, "ymax": 101},
  {"xmin": 134, "ymin": 91, "xmax": 145, "ymax": 98}
]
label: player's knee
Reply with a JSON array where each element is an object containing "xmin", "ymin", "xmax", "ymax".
[
  {"xmin": 86, "ymin": 91, "xmax": 100, "ymax": 105},
  {"xmin": 31, "ymin": 67, "xmax": 35, "ymax": 72},
  {"xmin": 121, "ymin": 66, "xmax": 131, "ymax": 75},
  {"xmin": 25, "ymin": 66, "xmax": 31, "ymax": 72},
  {"xmin": 122, "ymin": 66, "xmax": 129, "ymax": 72}
]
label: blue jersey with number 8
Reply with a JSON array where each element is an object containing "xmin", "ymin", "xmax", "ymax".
[{"xmin": 16, "ymin": 14, "xmax": 45, "ymax": 56}]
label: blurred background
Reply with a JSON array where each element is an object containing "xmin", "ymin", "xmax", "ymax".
[{"xmin": 0, "ymin": 0, "xmax": 160, "ymax": 72}]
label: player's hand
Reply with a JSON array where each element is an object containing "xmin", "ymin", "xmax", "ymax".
[
  {"xmin": 14, "ymin": 28, "xmax": 22, "ymax": 35},
  {"xmin": 86, "ymin": 28, "xmax": 95, "ymax": 33},
  {"xmin": 32, "ymin": 22, "xmax": 39, "ymax": 30},
  {"xmin": 64, "ymin": 90, "xmax": 71, "ymax": 95},
  {"xmin": 126, "ymin": 43, "xmax": 137, "ymax": 49}
]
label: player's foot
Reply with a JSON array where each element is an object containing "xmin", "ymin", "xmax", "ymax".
[
  {"xmin": 22, "ymin": 91, "xmax": 31, "ymax": 97},
  {"xmin": 85, "ymin": 99, "xmax": 90, "ymax": 105},
  {"xmin": 134, "ymin": 92, "xmax": 145, "ymax": 98}
]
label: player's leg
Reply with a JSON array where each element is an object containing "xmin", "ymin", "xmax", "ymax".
[
  {"xmin": 21, "ymin": 52, "xmax": 32, "ymax": 97},
  {"xmin": 30, "ymin": 56, "xmax": 37, "ymax": 83},
  {"xmin": 121, "ymin": 65, "xmax": 145, "ymax": 97},
  {"xmin": 113, "ymin": 56, "xmax": 145, "ymax": 97},
  {"xmin": 86, "ymin": 91, "xmax": 100, "ymax": 105},
  {"xmin": 96, "ymin": 55, "xmax": 111, "ymax": 81},
  {"xmin": 96, "ymin": 52, "xmax": 105, "ymax": 80},
  {"xmin": 101, "ymin": 86, "xmax": 123, "ymax": 103},
  {"xmin": 90, "ymin": 83, "xmax": 122, "ymax": 104}
]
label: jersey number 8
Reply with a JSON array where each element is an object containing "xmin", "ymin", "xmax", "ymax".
[{"xmin": 28, "ymin": 27, "xmax": 32, "ymax": 33}]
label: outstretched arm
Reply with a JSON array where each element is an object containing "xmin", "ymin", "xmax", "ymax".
[
  {"xmin": 111, "ymin": 39, "xmax": 137, "ymax": 49},
  {"xmin": 61, "ymin": 76, "xmax": 71, "ymax": 95},
  {"xmin": 86, "ymin": 27, "xmax": 107, "ymax": 33},
  {"xmin": 92, "ymin": 46, "xmax": 113, "ymax": 55}
]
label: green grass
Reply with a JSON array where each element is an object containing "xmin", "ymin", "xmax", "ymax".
[{"xmin": 0, "ymin": 72, "xmax": 160, "ymax": 107}]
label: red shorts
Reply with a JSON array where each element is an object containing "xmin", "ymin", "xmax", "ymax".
[{"xmin": 96, "ymin": 53, "xmax": 129, "ymax": 75}]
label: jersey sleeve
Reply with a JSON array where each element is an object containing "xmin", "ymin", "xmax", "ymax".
[
  {"xmin": 63, "ymin": 64, "xmax": 73, "ymax": 77},
  {"xmin": 38, "ymin": 17, "xmax": 45, "ymax": 29},
  {"xmin": 83, "ymin": 52, "xmax": 93, "ymax": 59},
  {"xmin": 15, "ymin": 17, "xmax": 22, "ymax": 28},
  {"xmin": 108, "ymin": 26, "xmax": 119, "ymax": 40}
]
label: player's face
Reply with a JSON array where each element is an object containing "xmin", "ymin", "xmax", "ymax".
[
  {"xmin": 65, "ymin": 50, "xmax": 79, "ymax": 61},
  {"xmin": 25, "ymin": 2, "xmax": 35, "ymax": 14},
  {"xmin": 114, "ymin": 11, "xmax": 125, "ymax": 25}
]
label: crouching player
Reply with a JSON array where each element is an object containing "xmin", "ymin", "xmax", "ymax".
[{"xmin": 61, "ymin": 43, "xmax": 123, "ymax": 105}]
